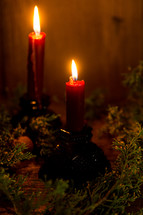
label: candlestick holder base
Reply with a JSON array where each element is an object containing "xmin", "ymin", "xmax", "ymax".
[
  {"xmin": 39, "ymin": 125, "xmax": 111, "ymax": 187},
  {"xmin": 20, "ymin": 93, "xmax": 50, "ymax": 116},
  {"xmin": 11, "ymin": 93, "xmax": 53, "ymax": 128},
  {"xmin": 58, "ymin": 125, "xmax": 93, "ymax": 144}
]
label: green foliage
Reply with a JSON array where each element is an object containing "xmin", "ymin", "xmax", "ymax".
[
  {"xmin": 85, "ymin": 88, "xmax": 105, "ymax": 120},
  {"xmin": 99, "ymin": 62, "xmax": 143, "ymax": 138},
  {"xmin": 1, "ymin": 124, "xmax": 143, "ymax": 214},
  {"xmin": 123, "ymin": 61, "xmax": 143, "ymax": 122},
  {"xmin": 101, "ymin": 61, "xmax": 143, "ymax": 138},
  {"xmin": 0, "ymin": 140, "xmax": 32, "ymax": 167},
  {"xmin": 134, "ymin": 208, "xmax": 143, "ymax": 215},
  {"xmin": 0, "ymin": 110, "xmax": 34, "ymax": 168},
  {"xmin": 1, "ymin": 64, "xmax": 143, "ymax": 214},
  {"xmin": 12, "ymin": 124, "xmax": 26, "ymax": 139},
  {"xmin": 100, "ymin": 106, "xmax": 130, "ymax": 137},
  {"xmin": 29, "ymin": 114, "xmax": 60, "ymax": 156},
  {"xmin": 29, "ymin": 114, "xmax": 59, "ymax": 135},
  {"xmin": 0, "ymin": 167, "xmax": 44, "ymax": 215},
  {"xmin": 123, "ymin": 61, "xmax": 143, "ymax": 96},
  {"xmin": 103, "ymin": 106, "xmax": 127, "ymax": 136},
  {"xmin": 0, "ymin": 167, "xmax": 29, "ymax": 215},
  {"xmin": 0, "ymin": 107, "xmax": 12, "ymax": 133},
  {"xmin": 80, "ymin": 124, "xmax": 143, "ymax": 215},
  {"xmin": 0, "ymin": 166, "xmax": 69, "ymax": 215},
  {"xmin": 100, "ymin": 105, "xmax": 143, "ymax": 143}
]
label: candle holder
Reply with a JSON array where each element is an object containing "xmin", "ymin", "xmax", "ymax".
[
  {"xmin": 39, "ymin": 125, "xmax": 111, "ymax": 187},
  {"xmin": 11, "ymin": 93, "xmax": 51, "ymax": 128},
  {"xmin": 19, "ymin": 93, "xmax": 50, "ymax": 116},
  {"xmin": 58, "ymin": 125, "xmax": 93, "ymax": 144}
]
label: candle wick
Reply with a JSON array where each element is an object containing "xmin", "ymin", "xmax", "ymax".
[
  {"xmin": 69, "ymin": 76, "xmax": 74, "ymax": 84},
  {"xmin": 35, "ymin": 31, "xmax": 40, "ymax": 36}
]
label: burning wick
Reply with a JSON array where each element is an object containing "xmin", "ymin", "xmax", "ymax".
[{"xmin": 33, "ymin": 6, "xmax": 41, "ymax": 35}]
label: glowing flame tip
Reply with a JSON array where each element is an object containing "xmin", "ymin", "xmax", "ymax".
[
  {"xmin": 33, "ymin": 5, "xmax": 40, "ymax": 34},
  {"xmin": 72, "ymin": 59, "xmax": 78, "ymax": 80}
]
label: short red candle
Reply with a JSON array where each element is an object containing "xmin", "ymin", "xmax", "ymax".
[
  {"xmin": 27, "ymin": 6, "xmax": 46, "ymax": 107},
  {"xmin": 66, "ymin": 60, "xmax": 85, "ymax": 132}
]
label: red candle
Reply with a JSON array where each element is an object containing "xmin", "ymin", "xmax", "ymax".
[
  {"xmin": 66, "ymin": 60, "xmax": 85, "ymax": 132},
  {"xmin": 27, "ymin": 6, "xmax": 46, "ymax": 108}
]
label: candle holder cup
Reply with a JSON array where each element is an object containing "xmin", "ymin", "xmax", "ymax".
[
  {"xmin": 39, "ymin": 125, "xmax": 111, "ymax": 188},
  {"xmin": 20, "ymin": 93, "xmax": 50, "ymax": 116},
  {"xmin": 11, "ymin": 93, "xmax": 51, "ymax": 128}
]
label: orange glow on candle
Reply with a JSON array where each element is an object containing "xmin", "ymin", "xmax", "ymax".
[
  {"xmin": 33, "ymin": 6, "xmax": 40, "ymax": 34},
  {"xmin": 72, "ymin": 60, "xmax": 78, "ymax": 80},
  {"xmin": 28, "ymin": 5, "xmax": 46, "ymax": 105},
  {"xmin": 66, "ymin": 60, "xmax": 85, "ymax": 132}
]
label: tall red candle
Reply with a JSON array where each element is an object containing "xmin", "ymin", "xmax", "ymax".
[
  {"xmin": 66, "ymin": 60, "xmax": 85, "ymax": 132},
  {"xmin": 27, "ymin": 6, "xmax": 46, "ymax": 108}
]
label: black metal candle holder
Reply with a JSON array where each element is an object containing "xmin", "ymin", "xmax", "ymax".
[
  {"xmin": 20, "ymin": 93, "xmax": 50, "ymax": 116},
  {"xmin": 39, "ymin": 125, "xmax": 111, "ymax": 187},
  {"xmin": 12, "ymin": 92, "xmax": 111, "ymax": 187},
  {"xmin": 11, "ymin": 93, "xmax": 51, "ymax": 128}
]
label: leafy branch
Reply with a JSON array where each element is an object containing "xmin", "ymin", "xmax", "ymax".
[
  {"xmin": 1, "ymin": 123, "xmax": 142, "ymax": 214},
  {"xmin": 29, "ymin": 114, "xmax": 60, "ymax": 156},
  {"xmin": 0, "ymin": 110, "xmax": 34, "ymax": 168}
]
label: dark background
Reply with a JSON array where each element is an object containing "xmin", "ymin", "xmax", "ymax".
[{"xmin": 0, "ymin": 0, "xmax": 143, "ymax": 103}]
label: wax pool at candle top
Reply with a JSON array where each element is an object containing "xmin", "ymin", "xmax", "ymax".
[
  {"xmin": 66, "ymin": 80, "xmax": 85, "ymax": 87},
  {"xmin": 29, "ymin": 32, "xmax": 46, "ymax": 40}
]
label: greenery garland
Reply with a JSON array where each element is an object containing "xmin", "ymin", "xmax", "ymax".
[
  {"xmin": 0, "ymin": 117, "xmax": 143, "ymax": 214},
  {"xmin": 1, "ymin": 61, "xmax": 143, "ymax": 214}
]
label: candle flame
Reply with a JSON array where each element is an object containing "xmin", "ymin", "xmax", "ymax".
[
  {"xmin": 72, "ymin": 60, "xmax": 78, "ymax": 80},
  {"xmin": 33, "ymin": 6, "xmax": 40, "ymax": 34}
]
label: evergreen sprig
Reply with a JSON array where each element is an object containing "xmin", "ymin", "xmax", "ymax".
[
  {"xmin": 123, "ymin": 61, "xmax": 143, "ymax": 95},
  {"xmin": 123, "ymin": 61, "xmax": 143, "ymax": 122},
  {"xmin": 1, "ymin": 64, "xmax": 143, "ymax": 214},
  {"xmin": 29, "ymin": 114, "xmax": 60, "ymax": 156},
  {"xmin": 101, "ymin": 61, "xmax": 143, "ymax": 139},
  {"xmin": 0, "ymin": 110, "xmax": 34, "ymax": 168},
  {"xmin": 0, "ymin": 108, "xmax": 12, "ymax": 133},
  {"xmin": 0, "ymin": 168, "xmax": 27, "ymax": 215},
  {"xmin": 100, "ymin": 106, "xmax": 131, "ymax": 138},
  {"xmin": 1, "ymin": 123, "xmax": 142, "ymax": 215},
  {"xmin": 33, "ymin": 125, "xmax": 143, "ymax": 214},
  {"xmin": 85, "ymin": 88, "xmax": 105, "ymax": 120}
]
